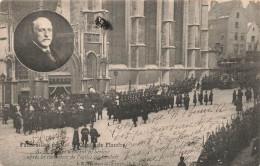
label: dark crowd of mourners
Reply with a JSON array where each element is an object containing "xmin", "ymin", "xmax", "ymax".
[{"xmin": 1, "ymin": 92, "xmax": 104, "ymax": 135}]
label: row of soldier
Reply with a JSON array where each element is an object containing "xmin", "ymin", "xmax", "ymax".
[
  {"xmin": 197, "ymin": 104, "xmax": 258, "ymax": 166},
  {"xmin": 106, "ymin": 83, "xmax": 214, "ymax": 127}
]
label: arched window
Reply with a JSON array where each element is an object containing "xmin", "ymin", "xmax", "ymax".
[{"xmin": 86, "ymin": 53, "xmax": 97, "ymax": 79}]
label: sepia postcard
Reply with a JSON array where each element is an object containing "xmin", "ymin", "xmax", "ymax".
[{"xmin": 0, "ymin": 0, "xmax": 259, "ymax": 165}]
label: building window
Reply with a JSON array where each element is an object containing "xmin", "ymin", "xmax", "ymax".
[
  {"xmin": 253, "ymin": 28, "xmax": 255, "ymax": 31},
  {"xmin": 235, "ymin": 22, "xmax": 239, "ymax": 28},
  {"xmin": 241, "ymin": 33, "xmax": 244, "ymax": 40},
  {"xmin": 236, "ymin": 12, "xmax": 239, "ymax": 18},
  {"xmin": 234, "ymin": 44, "xmax": 239, "ymax": 54},
  {"xmin": 240, "ymin": 49, "xmax": 243, "ymax": 54},
  {"xmin": 221, "ymin": 46, "xmax": 224, "ymax": 53},
  {"xmin": 235, "ymin": 33, "xmax": 238, "ymax": 40},
  {"xmin": 251, "ymin": 36, "xmax": 255, "ymax": 42}
]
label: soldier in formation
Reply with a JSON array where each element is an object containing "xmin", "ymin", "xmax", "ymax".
[
  {"xmin": 232, "ymin": 90, "xmax": 236, "ymax": 105},
  {"xmin": 193, "ymin": 91, "xmax": 197, "ymax": 106},
  {"xmin": 184, "ymin": 93, "xmax": 190, "ymax": 110},
  {"xmin": 141, "ymin": 109, "xmax": 148, "ymax": 124},
  {"xmin": 209, "ymin": 90, "xmax": 213, "ymax": 105},
  {"xmin": 197, "ymin": 104, "xmax": 258, "ymax": 166},
  {"xmin": 236, "ymin": 89, "xmax": 243, "ymax": 116},
  {"xmin": 204, "ymin": 91, "xmax": 208, "ymax": 105},
  {"xmin": 198, "ymin": 91, "xmax": 203, "ymax": 105}
]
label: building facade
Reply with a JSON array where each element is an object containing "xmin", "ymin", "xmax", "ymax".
[
  {"xmin": 0, "ymin": 0, "xmax": 211, "ymax": 105},
  {"xmin": 0, "ymin": 11, "xmax": 8, "ymax": 108},
  {"xmin": 246, "ymin": 22, "xmax": 260, "ymax": 52},
  {"xmin": 106, "ymin": 0, "xmax": 211, "ymax": 89},
  {"xmin": 208, "ymin": 0, "xmax": 247, "ymax": 59}
]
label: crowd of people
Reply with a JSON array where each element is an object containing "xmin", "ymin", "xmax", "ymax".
[
  {"xmin": 197, "ymin": 104, "xmax": 259, "ymax": 166},
  {"xmin": 2, "ymin": 92, "xmax": 104, "ymax": 134}
]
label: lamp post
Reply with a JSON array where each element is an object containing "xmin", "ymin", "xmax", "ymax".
[
  {"xmin": 113, "ymin": 71, "xmax": 118, "ymax": 92},
  {"xmin": 1, "ymin": 73, "xmax": 6, "ymax": 108}
]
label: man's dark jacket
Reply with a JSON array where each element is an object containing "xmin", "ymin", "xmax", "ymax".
[{"xmin": 16, "ymin": 41, "xmax": 62, "ymax": 72}]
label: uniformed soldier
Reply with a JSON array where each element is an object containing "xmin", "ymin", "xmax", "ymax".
[
  {"xmin": 237, "ymin": 89, "xmax": 243, "ymax": 102},
  {"xmin": 196, "ymin": 82, "xmax": 200, "ymax": 90},
  {"xmin": 169, "ymin": 92, "xmax": 174, "ymax": 108},
  {"xmin": 179, "ymin": 93, "xmax": 183, "ymax": 107},
  {"xmin": 175, "ymin": 93, "xmax": 179, "ymax": 107},
  {"xmin": 90, "ymin": 125, "xmax": 100, "ymax": 149},
  {"xmin": 232, "ymin": 90, "xmax": 237, "ymax": 105},
  {"xmin": 132, "ymin": 111, "xmax": 138, "ymax": 127},
  {"xmin": 184, "ymin": 93, "xmax": 190, "ymax": 110},
  {"xmin": 198, "ymin": 91, "xmax": 203, "ymax": 105},
  {"xmin": 72, "ymin": 127, "xmax": 80, "ymax": 151},
  {"xmin": 204, "ymin": 91, "xmax": 208, "ymax": 105},
  {"xmin": 81, "ymin": 124, "xmax": 89, "ymax": 147},
  {"xmin": 141, "ymin": 109, "xmax": 148, "ymax": 124},
  {"xmin": 193, "ymin": 91, "xmax": 197, "ymax": 106},
  {"xmin": 209, "ymin": 90, "xmax": 213, "ymax": 105}
]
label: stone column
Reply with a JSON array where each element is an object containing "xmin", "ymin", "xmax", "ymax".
[
  {"xmin": 200, "ymin": 0, "xmax": 209, "ymax": 68},
  {"xmin": 161, "ymin": 0, "xmax": 175, "ymax": 84},
  {"xmin": 187, "ymin": 0, "xmax": 200, "ymax": 78},
  {"xmin": 129, "ymin": 0, "xmax": 145, "ymax": 88}
]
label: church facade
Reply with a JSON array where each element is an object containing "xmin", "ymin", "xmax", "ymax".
[{"xmin": 0, "ymin": 0, "xmax": 212, "ymax": 105}]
